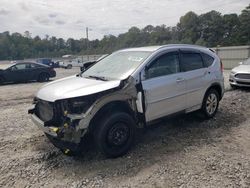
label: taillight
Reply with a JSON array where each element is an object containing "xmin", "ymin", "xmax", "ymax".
[{"xmin": 220, "ymin": 60, "xmax": 223, "ymax": 73}]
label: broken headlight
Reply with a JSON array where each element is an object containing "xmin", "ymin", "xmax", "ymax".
[
  {"xmin": 68, "ymin": 98, "xmax": 92, "ymax": 114},
  {"xmin": 72, "ymin": 100, "xmax": 88, "ymax": 108}
]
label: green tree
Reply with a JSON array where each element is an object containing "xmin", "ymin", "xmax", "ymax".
[
  {"xmin": 238, "ymin": 4, "xmax": 250, "ymax": 44},
  {"xmin": 0, "ymin": 5, "xmax": 249, "ymax": 60},
  {"xmin": 222, "ymin": 14, "xmax": 240, "ymax": 45},
  {"xmin": 177, "ymin": 11, "xmax": 200, "ymax": 43}
]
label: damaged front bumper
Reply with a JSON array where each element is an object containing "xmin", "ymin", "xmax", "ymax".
[
  {"xmin": 29, "ymin": 107, "xmax": 87, "ymax": 153},
  {"xmin": 30, "ymin": 112, "xmax": 58, "ymax": 137},
  {"xmin": 28, "ymin": 107, "xmax": 85, "ymax": 144}
]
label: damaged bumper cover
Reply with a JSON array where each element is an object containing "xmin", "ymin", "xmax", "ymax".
[
  {"xmin": 30, "ymin": 112, "xmax": 58, "ymax": 137},
  {"xmin": 29, "ymin": 77, "xmax": 142, "ymax": 149},
  {"xmin": 28, "ymin": 108, "xmax": 84, "ymax": 144}
]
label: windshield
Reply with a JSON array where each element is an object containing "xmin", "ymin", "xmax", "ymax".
[
  {"xmin": 243, "ymin": 58, "xmax": 250, "ymax": 65},
  {"xmin": 0, "ymin": 64, "xmax": 14, "ymax": 70},
  {"xmin": 82, "ymin": 51, "xmax": 151, "ymax": 80}
]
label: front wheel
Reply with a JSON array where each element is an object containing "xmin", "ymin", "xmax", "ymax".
[
  {"xmin": 94, "ymin": 112, "xmax": 136, "ymax": 158},
  {"xmin": 201, "ymin": 89, "xmax": 219, "ymax": 119}
]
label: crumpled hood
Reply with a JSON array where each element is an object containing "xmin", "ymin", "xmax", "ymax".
[
  {"xmin": 36, "ymin": 75, "xmax": 121, "ymax": 102},
  {"xmin": 232, "ymin": 65, "xmax": 250, "ymax": 74}
]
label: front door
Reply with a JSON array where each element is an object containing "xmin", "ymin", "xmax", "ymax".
[
  {"xmin": 141, "ymin": 51, "xmax": 187, "ymax": 122},
  {"xmin": 6, "ymin": 63, "xmax": 31, "ymax": 82}
]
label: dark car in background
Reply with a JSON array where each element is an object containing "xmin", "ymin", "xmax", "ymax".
[
  {"xmin": 36, "ymin": 58, "xmax": 57, "ymax": 68},
  {"xmin": 0, "ymin": 62, "xmax": 56, "ymax": 84}
]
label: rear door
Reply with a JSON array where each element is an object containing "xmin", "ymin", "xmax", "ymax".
[
  {"xmin": 141, "ymin": 51, "xmax": 187, "ymax": 122},
  {"xmin": 26, "ymin": 63, "xmax": 41, "ymax": 80},
  {"xmin": 179, "ymin": 49, "xmax": 208, "ymax": 108}
]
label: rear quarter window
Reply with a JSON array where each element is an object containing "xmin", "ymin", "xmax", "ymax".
[{"xmin": 201, "ymin": 53, "xmax": 214, "ymax": 67}]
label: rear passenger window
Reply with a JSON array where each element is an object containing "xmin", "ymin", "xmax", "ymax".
[
  {"xmin": 146, "ymin": 52, "xmax": 180, "ymax": 79},
  {"xmin": 201, "ymin": 53, "xmax": 214, "ymax": 67},
  {"xmin": 180, "ymin": 52, "xmax": 204, "ymax": 71},
  {"xmin": 31, "ymin": 64, "xmax": 39, "ymax": 68}
]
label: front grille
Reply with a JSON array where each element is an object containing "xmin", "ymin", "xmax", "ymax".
[
  {"xmin": 236, "ymin": 81, "xmax": 250, "ymax": 85},
  {"xmin": 35, "ymin": 100, "xmax": 54, "ymax": 122},
  {"xmin": 235, "ymin": 73, "xmax": 250, "ymax": 79}
]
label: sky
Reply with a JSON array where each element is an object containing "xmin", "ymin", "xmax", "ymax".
[{"xmin": 0, "ymin": 0, "xmax": 249, "ymax": 40}]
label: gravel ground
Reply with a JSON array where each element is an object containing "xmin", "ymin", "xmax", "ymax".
[{"xmin": 1, "ymin": 69, "xmax": 250, "ymax": 188}]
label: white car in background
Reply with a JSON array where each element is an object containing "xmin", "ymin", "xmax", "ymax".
[
  {"xmin": 59, "ymin": 58, "xmax": 83, "ymax": 69},
  {"xmin": 229, "ymin": 58, "xmax": 250, "ymax": 88}
]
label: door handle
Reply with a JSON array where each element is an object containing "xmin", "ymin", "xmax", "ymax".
[{"xmin": 176, "ymin": 78, "xmax": 185, "ymax": 83}]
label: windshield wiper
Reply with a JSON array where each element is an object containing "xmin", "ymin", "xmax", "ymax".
[{"xmin": 86, "ymin": 75, "xmax": 108, "ymax": 81}]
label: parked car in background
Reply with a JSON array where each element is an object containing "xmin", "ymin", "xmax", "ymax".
[
  {"xmin": 0, "ymin": 62, "xmax": 56, "ymax": 84},
  {"xmin": 36, "ymin": 58, "xmax": 55, "ymax": 67},
  {"xmin": 80, "ymin": 54, "xmax": 109, "ymax": 72},
  {"xmin": 59, "ymin": 58, "xmax": 83, "ymax": 69},
  {"xmin": 229, "ymin": 58, "xmax": 250, "ymax": 88},
  {"xmin": 29, "ymin": 44, "xmax": 224, "ymax": 158},
  {"xmin": 53, "ymin": 61, "xmax": 60, "ymax": 68}
]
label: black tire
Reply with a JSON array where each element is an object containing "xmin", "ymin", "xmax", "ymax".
[
  {"xmin": 94, "ymin": 112, "xmax": 136, "ymax": 158},
  {"xmin": 67, "ymin": 64, "xmax": 72, "ymax": 69},
  {"xmin": 38, "ymin": 73, "xmax": 49, "ymax": 82},
  {"xmin": 201, "ymin": 89, "xmax": 219, "ymax": 119}
]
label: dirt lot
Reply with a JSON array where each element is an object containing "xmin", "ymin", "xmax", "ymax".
[{"xmin": 1, "ymin": 68, "xmax": 250, "ymax": 188}]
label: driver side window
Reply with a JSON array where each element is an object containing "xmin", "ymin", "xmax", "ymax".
[{"xmin": 145, "ymin": 52, "xmax": 180, "ymax": 79}]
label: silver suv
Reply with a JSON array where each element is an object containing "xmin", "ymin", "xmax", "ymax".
[{"xmin": 29, "ymin": 44, "xmax": 224, "ymax": 157}]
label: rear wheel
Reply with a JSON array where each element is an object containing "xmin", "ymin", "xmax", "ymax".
[
  {"xmin": 38, "ymin": 73, "xmax": 49, "ymax": 82},
  {"xmin": 201, "ymin": 89, "xmax": 219, "ymax": 119},
  {"xmin": 94, "ymin": 112, "xmax": 136, "ymax": 158}
]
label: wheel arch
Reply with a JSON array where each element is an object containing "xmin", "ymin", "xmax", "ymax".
[
  {"xmin": 38, "ymin": 71, "xmax": 49, "ymax": 76},
  {"xmin": 88, "ymin": 100, "xmax": 136, "ymax": 133},
  {"xmin": 37, "ymin": 72, "xmax": 50, "ymax": 82},
  {"xmin": 205, "ymin": 83, "xmax": 223, "ymax": 100}
]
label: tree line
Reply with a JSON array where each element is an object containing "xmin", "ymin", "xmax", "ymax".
[{"xmin": 0, "ymin": 4, "xmax": 249, "ymax": 60}]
